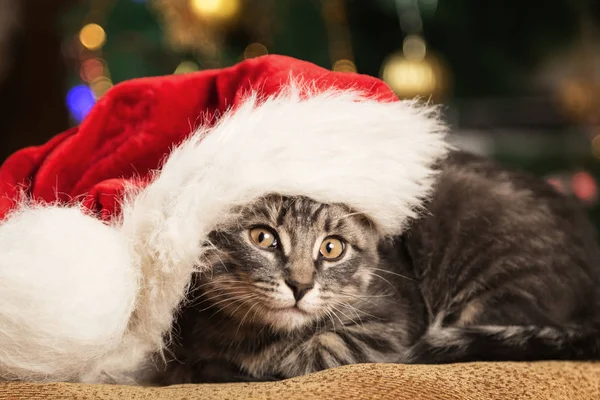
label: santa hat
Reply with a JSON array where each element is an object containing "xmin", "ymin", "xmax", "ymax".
[{"xmin": 0, "ymin": 55, "xmax": 448, "ymax": 383}]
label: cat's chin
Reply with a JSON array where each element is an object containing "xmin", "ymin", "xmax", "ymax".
[{"xmin": 262, "ymin": 306, "xmax": 315, "ymax": 332}]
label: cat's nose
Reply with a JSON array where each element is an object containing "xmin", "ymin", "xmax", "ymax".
[{"xmin": 285, "ymin": 279, "xmax": 314, "ymax": 301}]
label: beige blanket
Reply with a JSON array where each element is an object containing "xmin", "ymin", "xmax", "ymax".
[{"xmin": 1, "ymin": 362, "xmax": 599, "ymax": 399}]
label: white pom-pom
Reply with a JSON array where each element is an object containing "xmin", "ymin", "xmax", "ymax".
[{"xmin": 0, "ymin": 206, "xmax": 138, "ymax": 382}]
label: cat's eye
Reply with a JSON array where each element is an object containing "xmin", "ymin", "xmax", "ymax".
[
  {"xmin": 319, "ymin": 237, "xmax": 346, "ymax": 260},
  {"xmin": 249, "ymin": 227, "xmax": 278, "ymax": 249}
]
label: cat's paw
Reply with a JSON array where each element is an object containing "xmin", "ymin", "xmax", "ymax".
[
  {"xmin": 277, "ymin": 332, "xmax": 356, "ymax": 377},
  {"xmin": 311, "ymin": 332, "xmax": 357, "ymax": 369}
]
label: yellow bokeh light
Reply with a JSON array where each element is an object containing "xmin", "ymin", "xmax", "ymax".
[
  {"xmin": 79, "ymin": 23, "xmax": 106, "ymax": 51},
  {"xmin": 381, "ymin": 53, "xmax": 438, "ymax": 98},
  {"xmin": 244, "ymin": 43, "xmax": 268, "ymax": 60},
  {"xmin": 332, "ymin": 59, "xmax": 357, "ymax": 73},
  {"xmin": 558, "ymin": 80, "xmax": 594, "ymax": 120},
  {"xmin": 189, "ymin": 0, "xmax": 240, "ymax": 22},
  {"xmin": 90, "ymin": 76, "xmax": 113, "ymax": 99},
  {"xmin": 174, "ymin": 61, "xmax": 200, "ymax": 74}
]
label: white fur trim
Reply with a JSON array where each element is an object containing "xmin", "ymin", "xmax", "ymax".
[
  {"xmin": 0, "ymin": 205, "xmax": 137, "ymax": 382},
  {"xmin": 109, "ymin": 87, "xmax": 449, "ymax": 382}
]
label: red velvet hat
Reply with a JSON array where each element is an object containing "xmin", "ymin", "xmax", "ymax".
[
  {"xmin": 0, "ymin": 55, "xmax": 448, "ymax": 383},
  {"xmin": 0, "ymin": 55, "xmax": 398, "ymax": 220}
]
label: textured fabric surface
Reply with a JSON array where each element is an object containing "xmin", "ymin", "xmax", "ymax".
[{"xmin": 0, "ymin": 362, "xmax": 598, "ymax": 400}]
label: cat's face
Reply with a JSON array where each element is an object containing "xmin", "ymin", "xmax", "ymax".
[{"xmin": 198, "ymin": 195, "xmax": 381, "ymax": 332}]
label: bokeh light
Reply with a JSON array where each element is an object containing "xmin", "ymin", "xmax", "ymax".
[
  {"xmin": 557, "ymin": 80, "xmax": 598, "ymax": 121},
  {"xmin": 243, "ymin": 43, "xmax": 268, "ymax": 59},
  {"xmin": 174, "ymin": 61, "xmax": 200, "ymax": 74},
  {"xmin": 90, "ymin": 76, "xmax": 113, "ymax": 99},
  {"xmin": 189, "ymin": 0, "xmax": 240, "ymax": 22},
  {"xmin": 382, "ymin": 53, "xmax": 437, "ymax": 97},
  {"xmin": 381, "ymin": 48, "xmax": 449, "ymax": 99},
  {"xmin": 79, "ymin": 23, "xmax": 106, "ymax": 51},
  {"xmin": 332, "ymin": 59, "xmax": 357, "ymax": 73},
  {"xmin": 79, "ymin": 58, "xmax": 106, "ymax": 83},
  {"xmin": 403, "ymin": 35, "xmax": 427, "ymax": 61},
  {"xmin": 66, "ymin": 85, "xmax": 96, "ymax": 123},
  {"xmin": 572, "ymin": 171, "xmax": 598, "ymax": 204}
]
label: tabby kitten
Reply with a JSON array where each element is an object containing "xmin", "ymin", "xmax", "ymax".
[{"xmin": 158, "ymin": 151, "xmax": 600, "ymax": 384}]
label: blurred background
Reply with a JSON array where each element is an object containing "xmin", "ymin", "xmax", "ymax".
[{"xmin": 0, "ymin": 0, "xmax": 600, "ymax": 223}]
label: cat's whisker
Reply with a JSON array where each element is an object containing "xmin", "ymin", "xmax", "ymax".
[
  {"xmin": 189, "ymin": 287, "xmax": 248, "ymax": 305},
  {"xmin": 338, "ymin": 300, "xmax": 380, "ymax": 323},
  {"xmin": 195, "ymin": 291, "xmax": 255, "ymax": 311},
  {"xmin": 193, "ymin": 279, "xmax": 242, "ymax": 289},
  {"xmin": 334, "ymin": 300, "xmax": 364, "ymax": 322},
  {"xmin": 195, "ymin": 261, "xmax": 218, "ymax": 280},
  {"xmin": 313, "ymin": 315, "xmax": 322, "ymax": 333},
  {"xmin": 194, "ymin": 279, "xmax": 247, "ymax": 291},
  {"xmin": 227, "ymin": 294, "xmax": 262, "ymax": 317},
  {"xmin": 196, "ymin": 294, "xmax": 251, "ymax": 315},
  {"xmin": 207, "ymin": 294, "xmax": 260, "ymax": 319},
  {"xmin": 259, "ymin": 319, "xmax": 272, "ymax": 336},
  {"xmin": 203, "ymin": 238, "xmax": 222, "ymax": 252},
  {"xmin": 329, "ymin": 301, "xmax": 363, "ymax": 328},
  {"xmin": 206, "ymin": 300, "xmax": 251, "ymax": 321},
  {"xmin": 198, "ymin": 282, "xmax": 246, "ymax": 292},
  {"xmin": 323, "ymin": 308, "xmax": 338, "ymax": 333},
  {"xmin": 337, "ymin": 291, "xmax": 392, "ymax": 308},
  {"xmin": 340, "ymin": 292, "xmax": 393, "ymax": 307},
  {"xmin": 204, "ymin": 299, "xmax": 253, "ymax": 321},
  {"xmin": 204, "ymin": 242, "xmax": 230, "ymax": 273},
  {"xmin": 326, "ymin": 304, "xmax": 348, "ymax": 329},
  {"xmin": 190, "ymin": 291, "xmax": 227, "ymax": 306},
  {"xmin": 194, "ymin": 288, "xmax": 251, "ymax": 304},
  {"xmin": 329, "ymin": 304, "xmax": 357, "ymax": 328},
  {"xmin": 249, "ymin": 302, "xmax": 268, "ymax": 328},
  {"xmin": 188, "ymin": 281, "xmax": 239, "ymax": 297},
  {"xmin": 237, "ymin": 301, "xmax": 263, "ymax": 336},
  {"xmin": 368, "ymin": 272, "xmax": 399, "ymax": 292},
  {"xmin": 369, "ymin": 267, "xmax": 414, "ymax": 281},
  {"xmin": 186, "ymin": 280, "xmax": 218, "ymax": 296},
  {"xmin": 190, "ymin": 279, "xmax": 244, "ymax": 292},
  {"xmin": 339, "ymin": 290, "xmax": 394, "ymax": 299}
]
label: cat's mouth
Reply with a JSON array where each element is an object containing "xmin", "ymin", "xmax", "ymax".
[
  {"xmin": 272, "ymin": 305, "xmax": 309, "ymax": 315},
  {"xmin": 261, "ymin": 304, "xmax": 316, "ymax": 331}
]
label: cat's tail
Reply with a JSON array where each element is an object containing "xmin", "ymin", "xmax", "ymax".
[{"xmin": 406, "ymin": 321, "xmax": 600, "ymax": 364}]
